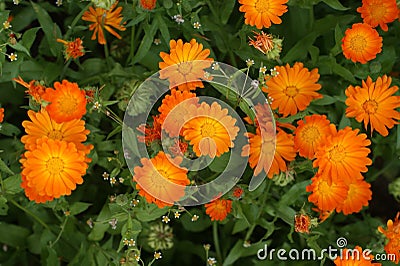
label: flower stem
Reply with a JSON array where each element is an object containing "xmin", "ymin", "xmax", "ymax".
[
  {"xmin": 9, "ymin": 198, "xmax": 50, "ymax": 230},
  {"xmin": 213, "ymin": 222, "xmax": 223, "ymax": 263},
  {"xmin": 50, "ymin": 216, "xmax": 69, "ymax": 248}
]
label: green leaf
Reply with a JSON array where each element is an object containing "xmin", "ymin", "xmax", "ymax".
[
  {"xmin": 69, "ymin": 202, "xmax": 92, "ymax": 216},
  {"xmin": 232, "ymin": 218, "xmax": 250, "ymax": 234},
  {"xmin": 155, "ymin": 14, "xmax": 170, "ymax": 45},
  {"xmin": 223, "ymin": 240, "xmax": 270, "ymax": 266},
  {"xmin": 278, "ymin": 180, "xmax": 309, "ymax": 206},
  {"xmin": 0, "ymin": 222, "xmax": 30, "ymax": 248},
  {"xmin": 44, "ymin": 246, "xmax": 59, "ymax": 266},
  {"xmin": 331, "ymin": 62, "xmax": 357, "ymax": 83},
  {"xmin": 0, "ymin": 122, "xmax": 22, "ymax": 136},
  {"xmin": 21, "ymin": 27, "xmax": 40, "ymax": 51},
  {"xmin": 163, "ymin": 0, "xmax": 173, "ymax": 9},
  {"xmin": 0, "ymin": 158, "xmax": 15, "ymax": 175},
  {"xmin": 339, "ymin": 113, "xmax": 351, "ymax": 129},
  {"xmin": 132, "ymin": 20, "xmax": 158, "ymax": 64},
  {"xmin": 125, "ymin": 12, "xmax": 147, "ymax": 27},
  {"xmin": 322, "ymin": 0, "xmax": 349, "ymax": 10},
  {"xmin": 283, "ymin": 33, "xmax": 317, "ymax": 62},
  {"xmin": 181, "ymin": 209, "xmax": 212, "ymax": 232},
  {"xmin": 3, "ymin": 174, "xmax": 22, "ymax": 194},
  {"xmin": 220, "ymin": 0, "xmax": 236, "ymax": 24},
  {"xmin": 9, "ymin": 42, "xmax": 31, "ymax": 57},
  {"xmin": 0, "ymin": 196, "xmax": 8, "ymax": 216},
  {"xmin": 135, "ymin": 204, "xmax": 168, "ymax": 222},
  {"xmin": 312, "ymin": 95, "xmax": 337, "ymax": 106}
]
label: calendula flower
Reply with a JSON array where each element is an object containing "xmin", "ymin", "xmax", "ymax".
[
  {"xmin": 205, "ymin": 198, "xmax": 232, "ymax": 221},
  {"xmin": 341, "ymin": 23, "xmax": 382, "ymax": 64},
  {"xmin": 42, "ymin": 80, "xmax": 87, "ymax": 123},
  {"xmin": 133, "ymin": 151, "xmax": 189, "ymax": 208},
  {"xmin": 378, "ymin": 212, "xmax": 400, "ymax": 264},
  {"xmin": 56, "ymin": 38, "xmax": 85, "ymax": 60},
  {"xmin": 357, "ymin": 0, "xmax": 399, "ymax": 31},
  {"xmin": 239, "ymin": 0, "xmax": 288, "ymax": 29},
  {"xmin": 21, "ymin": 139, "xmax": 88, "ymax": 200},
  {"xmin": 20, "ymin": 174, "xmax": 54, "ymax": 203},
  {"xmin": 313, "ymin": 127, "xmax": 372, "ymax": 182},
  {"xmin": 345, "ymin": 75, "xmax": 400, "ymax": 137},
  {"xmin": 334, "ymin": 246, "xmax": 380, "ymax": 265},
  {"xmin": 182, "ymin": 102, "xmax": 239, "ymax": 158},
  {"xmin": 336, "ymin": 179, "xmax": 372, "ymax": 215},
  {"xmin": 232, "ymin": 187, "xmax": 244, "ymax": 198},
  {"xmin": 0, "ymin": 108, "xmax": 4, "ymax": 123},
  {"xmin": 82, "ymin": 1, "xmax": 126, "ymax": 45},
  {"xmin": 137, "ymin": 115, "xmax": 162, "ymax": 145},
  {"xmin": 249, "ymin": 31, "xmax": 283, "ymax": 60},
  {"xmin": 263, "ymin": 62, "xmax": 322, "ymax": 117},
  {"xmin": 159, "ymin": 39, "xmax": 214, "ymax": 91},
  {"xmin": 294, "ymin": 214, "xmax": 311, "ymax": 234},
  {"xmin": 139, "ymin": 0, "xmax": 156, "ymax": 10},
  {"xmin": 14, "ymin": 76, "xmax": 47, "ymax": 103},
  {"xmin": 294, "ymin": 115, "xmax": 334, "ymax": 159}
]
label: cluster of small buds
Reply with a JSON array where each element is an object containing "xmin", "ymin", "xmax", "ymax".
[
  {"xmin": 102, "ymin": 172, "xmax": 109, "ymax": 180},
  {"xmin": 173, "ymin": 14, "xmax": 184, "ymax": 24},
  {"xmin": 270, "ymin": 67, "xmax": 280, "ymax": 76},
  {"xmin": 153, "ymin": 38, "xmax": 161, "ymax": 45},
  {"xmin": 109, "ymin": 218, "xmax": 118, "ymax": 229},
  {"xmin": 123, "ymin": 238, "xmax": 136, "ymax": 247},
  {"xmin": 154, "ymin": 251, "xmax": 162, "ymax": 260},
  {"xmin": 174, "ymin": 212, "xmax": 181, "ymax": 219},
  {"xmin": 207, "ymin": 257, "xmax": 217, "ymax": 265},
  {"xmin": 191, "ymin": 214, "xmax": 199, "ymax": 222},
  {"xmin": 162, "ymin": 215, "xmax": 170, "ymax": 224},
  {"xmin": 245, "ymin": 59, "xmax": 254, "ymax": 67},
  {"xmin": 211, "ymin": 62, "xmax": 220, "ymax": 71},
  {"xmin": 203, "ymin": 244, "xmax": 211, "ymax": 251},
  {"xmin": 193, "ymin": 22, "xmax": 201, "ymax": 29}
]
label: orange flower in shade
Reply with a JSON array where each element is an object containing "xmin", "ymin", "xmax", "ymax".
[
  {"xmin": 313, "ymin": 127, "xmax": 372, "ymax": 183},
  {"xmin": 137, "ymin": 115, "xmax": 162, "ymax": 145},
  {"xmin": 263, "ymin": 62, "xmax": 322, "ymax": 117},
  {"xmin": 205, "ymin": 198, "xmax": 232, "ymax": 221},
  {"xmin": 357, "ymin": 0, "xmax": 399, "ymax": 31},
  {"xmin": 294, "ymin": 115, "xmax": 334, "ymax": 159},
  {"xmin": 56, "ymin": 38, "xmax": 85, "ymax": 60},
  {"xmin": 182, "ymin": 102, "xmax": 239, "ymax": 158},
  {"xmin": 232, "ymin": 187, "xmax": 244, "ymax": 198},
  {"xmin": 21, "ymin": 109, "xmax": 93, "ymax": 160},
  {"xmin": 13, "ymin": 76, "xmax": 47, "ymax": 103},
  {"xmin": 133, "ymin": 151, "xmax": 190, "ymax": 208},
  {"xmin": 21, "ymin": 139, "xmax": 88, "ymax": 199},
  {"xmin": 159, "ymin": 39, "xmax": 214, "ymax": 91},
  {"xmin": 140, "ymin": 0, "xmax": 156, "ymax": 10},
  {"xmin": 345, "ymin": 75, "xmax": 400, "ymax": 137},
  {"xmin": 306, "ymin": 173, "xmax": 348, "ymax": 212},
  {"xmin": 341, "ymin": 23, "xmax": 382, "ymax": 64},
  {"xmin": 0, "ymin": 108, "xmax": 4, "ymax": 123},
  {"xmin": 336, "ymin": 179, "xmax": 372, "ymax": 215},
  {"xmin": 82, "ymin": 1, "xmax": 126, "ymax": 45},
  {"xmin": 378, "ymin": 212, "xmax": 400, "ymax": 264},
  {"xmin": 42, "ymin": 80, "xmax": 87, "ymax": 123},
  {"xmin": 238, "ymin": 0, "xmax": 288, "ymax": 29},
  {"xmin": 21, "ymin": 174, "xmax": 54, "ymax": 203},
  {"xmin": 334, "ymin": 246, "xmax": 381, "ymax": 266}
]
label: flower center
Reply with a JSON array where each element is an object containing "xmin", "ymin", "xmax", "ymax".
[
  {"xmin": 362, "ymin": 100, "xmax": 378, "ymax": 114},
  {"xmin": 369, "ymin": 4, "xmax": 387, "ymax": 20},
  {"xmin": 284, "ymin": 86, "xmax": 298, "ymax": 97},
  {"xmin": 57, "ymin": 94, "xmax": 78, "ymax": 115},
  {"xmin": 178, "ymin": 62, "xmax": 193, "ymax": 75},
  {"xmin": 201, "ymin": 123, "xmax": 216, "ymax": 137},
  {"xmin": 255, "ymin": 0, "xmax": 270, "ymax": 13},
  {"xmin": 318, "ymin": 179, "xmax": 331, "ymax": 193},
  {"xmin": 46, "ymin": 157, "xmax": 64, "ymax": 175},
  {"xmin": 350, "ymin": 35, "xmax": 367, "ymax": 52},
  {"xmin": 328, "ymin": 145, "xmax": 346, "ymax": 162},
  {"xmin": 301, "ymin": 126, "xmax": 320, "ymax": 143},
  {"xmin": 48, "ymin": 129, "xmax": 63, "ymax": 140}
]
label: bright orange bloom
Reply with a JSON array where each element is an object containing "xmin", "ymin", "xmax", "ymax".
[
  {"xmin": 182, "ymin": 102, "xmax": 239, "ymax": 158},
  {"xmin": 42, "ymin": 80, "xmax": 87, "ymax": 123},
  {"xmin": 294, "ymin": 214, "xmax": 311, "ymax": 234},
  {"xmin": 378, "ymin": 212, "xmax": 400, "ymax": 264},
  {"xmin": 133, "ymin": 151, "xmax": 190, "ymax": 208},
  {"xmin": 306, "ymin": 173, "xmax": 348, "ymax": 212},
  {"xmin": 312, "ymin": 208, "xmax": 334, "ymax": 223},
  {"xmin": 82, "ymin": 1, "xmax": 126, "ymax": 45},
  {"xmin": 159, "ymin": 39, "xmax": 214, "ymax": 91},
  {"xmin": 336, "ymin": 179, "xmax": 372, "ymax": 215},
  {"xmin": 205, "ymin": 198, "xmax": 232, "ymax": 221},
  {"xmin": 345, "ymin": 75, "xmax": 400, "ymax": 137},
  {"xmin": 341, "ymin": 23, "xmax": 382, "ymax": 64},
  {"xmin": 263, "ymin": 62, "xmax": 322, "ymax": 117},
  {"xmin": 334, "ymin": 246, "xmax": 381, "ymax": 266},
  {"xmin": 232, "ymin": 187, "xmax": 244, "ymax": 198},
  {"xmin": 0, "ymin": 108, "xmax": 4, "ymax": 123},
  {"xmin": 294, "ymin": 115, "xmax": 334, "ymax": 159},
  {"xmin": 313, "ymin": 127, "xmax": 372, "ymax": 182},
  {"xmin": 57, "ymin": 38, "xmax": 85, "ymax": 60},
  {"xmin": 14, "ymin": 76, "xmax": 47, "ymax": 103},
  {"xmin": 238, "ymin": 0, "xmax": 288, "ymax": 29},
  {"xmin": 21, "ymin": 139, "xmax": 88, "ymax": 200},
  {"xmin": 140, "ymin": 0, "xmax": 156, "ymax": 10},
  {"xmin": 137, "ymin": 115, "xmax": 162, "ymax": 145},
  {"xmin": 357, "ymin": 0, "xmax": 399, "ymax": 31},
  {"xmin": 21, "ymin": 174, "xmax": 54, "ymax": 203}
]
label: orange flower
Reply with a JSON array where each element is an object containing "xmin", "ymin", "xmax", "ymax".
[
  {"xmin": 182, "ymin": 102, "xmax": 239, "ymax": 158},
  {"xmin": 140, "ymin": 0, "xmax": 156, "ymax": 10},
  {"xmin": 232, "ymin": 187, "xmax": 244, "ymax": 198},
  {"xmin": 313, "ymin": 127, "xmax": 372, "ymax": 183},
  {"xmin": 21, "ymin": 139, "xmax": 88, "ymax": 200},
  {"xmin": 238, "ymin": 0, "xmax": 288, "ymax": 29},
  {"xmin": 334, "ymin": 246, "xmax": 381, "ymax": 266},
  {"xmin": 14, "ymin": 76, "xmax": 47, "ymax": 103},
  {"xmin": 42, "ymin": 80, "xmax": 87, "ymax": 123},
  {"xmin": 263, "ymin": 62, "xmax": 322, "ymax": 117},
  {"xmin": 159, "ymin": 39, "xmax": 214, "ymax": 91},
  {"xmin": 294, "ymin": 115, "xmax": 334, "ymax": 159},
  {"xmin": 336, "ymin": 179, "xmax": 372, "ymax": 215},
  {"xmin": 341, "ymin": 23, "xmax": 382, "ymax": 64},
  {"xmin": 378, "ymin": 212, "xmax": 400, "ymax": 264},
  {"xmin": 306, "ymin": 173, "xmax": 348, "ymax": 212},
  {"xmin": 294, "ymin": 214, "xmax": 311, "ymax": 234},
  {"xmin": 137, "ymin": 115, "xmax": 162, "ymax": 145},
  {"xmin": 56, "ymin": 38, "xmax": 85, "ymax": 60},
  {"xmin": 357, "ymin": 0, "xmax": 399, "ymax": 31},
  {"xmin": 0, "ymin": 108, "xmax": 4, "ymax": 123},
  {"xmin": 21, "ymin": 174, "xmax": 54, "ymax": 203},
  {"xmin": 133, "ymin": 151, "xmax": 189, "ymax": 208},
  {"xmin": 82, "ymin": 1, "xmax": 126, "ymax": 45},
  {"xmin": 345, "ymin": 75, "xmax": 400, "ymax": 137},
  {"xmin": 205, "ymin": 198, "xmax": 232, "ymax": 221}
]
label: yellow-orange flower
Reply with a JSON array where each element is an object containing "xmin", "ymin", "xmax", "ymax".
[
  {"xmin": 21, "ymin": 139, "xmax": 88, "ymax": 199},
  {"xmin": 238, "ymin": 0, "xmax": 288, "ymax": 29},
  {"xmin": 0, "ymin": 108, "xmax": 4, "ymax": 123},
  {"xmin": 182, "ymin": 102, "xmax": 239, "ymax": 158},
  {"xmin": 294, "ymin": 115, "xmax": 334, "ymax": 159},
  {"xmin": 159, "ymin": 39, "xmax": 213, "ymax": 91},
  {"xmin": 14, "ymin": 76, "xmax": 47, "ymax": 103},
  {"xmin": 378, "ymin": 212, "xmax": 400, "ymax": 264},
  {"xmin": 263, "ymin": 62, "xmax": 322, "ymax": 117},
  {"xmin": 57, "ymin": 38, "xmax": 85, "ymax": 60},
  {"xmin": 21, "ymin": 174, "xmax": 54, "ymax": 203},
  {"xmin": 336, "ymin": 179, "xmax": 372, "ymax": 215},
  {"xmin": 313, "ymin": 127, "xmax": 372, "ymax": 182},
  {"xmin": 42, "ymin": 80, "xmax": 87, "ymax": 123},
  {"xmin": 82, "ymin": 1, "xmax": 126, "ymax": 45},
  {"xmin": 341, "ymin": 23, "xmax": 382, "ymax": 64},
  {"xmin": 334, "ymin": 246, "xmax": 381, "ymax": 266},
  {"xmin": 357, "ymin": 0, "xmax": 399, "ymax": 31},
  {"xmin": 345, "ymin": 75, "xmax": 400, "ymax": 137},
  {"xmin": 205, "ymin": 198, "xmax": 232, "ymax": 221},
  {"xmin": 133, "ymin": 151, "xmax": 189, "ymax": 208}
]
